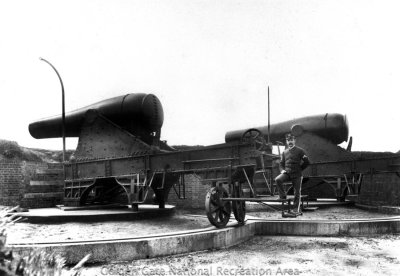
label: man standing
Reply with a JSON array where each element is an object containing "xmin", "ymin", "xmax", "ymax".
[{"xmin": 275, "ymin": 133, "xmax": 310, "ymax": 213}]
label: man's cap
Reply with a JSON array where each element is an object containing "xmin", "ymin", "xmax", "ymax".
[{"xmin": 285, "ymin": 133, "xmax": 296, "ymax": 140}]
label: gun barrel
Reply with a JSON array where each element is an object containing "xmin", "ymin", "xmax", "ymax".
[
  {"xmin": 29, "ymin": 93, "xmax": 164, "ymax": 139},
  {"xmin": 225, "ymin": 113, "xmax": 349, "ymax": 145}
]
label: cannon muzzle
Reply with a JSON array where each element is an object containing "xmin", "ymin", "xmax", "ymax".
[
  {"xmin": 225, "ymin": 113, "xmax": 349, "ymax": 145},
  {"xmin": 29, "ymin": 93, "xmax": 164, "ymax": 142}
]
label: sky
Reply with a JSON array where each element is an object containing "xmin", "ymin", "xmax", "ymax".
[{"xmin": 0, "ymin": 0, "xmax": 399, "ymax": 153}]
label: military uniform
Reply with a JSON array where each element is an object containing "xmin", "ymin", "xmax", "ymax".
[{"xmin": 275, "ymin": 145, "xmax": 310, "ymax": 211}]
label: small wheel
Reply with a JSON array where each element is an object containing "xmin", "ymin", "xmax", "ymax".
[
  {"xmin": 241, "ymin": 128, "xmax": 266, "ymax": 151},
  {"xmin": 205, "ymin": 186, "xmax": 231, "ymax": 228},
  {"xmin": 232, "ymin": 184, "xmax": 246, "ymax": 225}
]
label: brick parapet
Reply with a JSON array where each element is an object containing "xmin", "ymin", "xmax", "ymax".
[
  {"xmin": 0, "ymin": 160, "xmax": 64, "ymax": 208},
  {"xmin": 358, "ymin": 172, "xmax": 400, "ymax": 206},
  {"xmin": 0, "ymin": 160, "xmax": 24, "ymax": 206}
]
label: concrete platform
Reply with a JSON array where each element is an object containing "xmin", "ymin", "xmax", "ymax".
[
  {"xmin": 250, "ymin": 216, "xmax": 400, "ymax": 236},
  {"xmin": 7, "ymin": 204, "xmax": 400, "ymax": 265},
  {"xmin": 13, "ymin": 204, "xmax": 175, "ymax": 223},
  {"xmin": 11, "ymin": 222, "xmax": 254, "ymax": 264}
]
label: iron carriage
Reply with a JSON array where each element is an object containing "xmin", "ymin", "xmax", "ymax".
[{"xmin": 30, "ymin": 93, "xmax": 362, "ymax": 228}]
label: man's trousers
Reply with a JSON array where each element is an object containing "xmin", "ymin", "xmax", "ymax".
[{"xmin": 275, "ymin": 173, "xmax": 302, "ymax": 212}]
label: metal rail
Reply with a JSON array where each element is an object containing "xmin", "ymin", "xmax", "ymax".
[{"xmin": 182, "ymin": 157, "xmax": 239, "ymax": 163}]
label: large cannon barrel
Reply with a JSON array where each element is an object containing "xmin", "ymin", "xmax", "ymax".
[
  {"xmin": 225, "ymin": 113, "xmax": 349, "ymax": 145},
  {"xmin": 29, "ymin": 93, "xmax": 164, "ymax": 139}
]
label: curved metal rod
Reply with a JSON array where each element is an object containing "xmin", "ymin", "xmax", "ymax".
[
  {"xmin": 39, "ymin": 57, "xmax": 66, "ymax": 163},
  {"xmin": 267, "ymin": 85, "xmax": 270, "ymax": 144}
]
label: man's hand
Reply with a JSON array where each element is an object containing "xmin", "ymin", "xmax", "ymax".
[{"xmin": 281, "ymin": 170, "xmax": 286, "ymax": 174}]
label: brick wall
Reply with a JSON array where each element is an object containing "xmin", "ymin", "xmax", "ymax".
[
  {"xmin": 167, "ymin": 174, "xmax": 212, "ymax": 209},
  {"xmin": 0, "ymin": 161, "xmax": 64, "ymax": 208},
  {"xmin": 167, "ymin": 174, "xmax": 232, "ymax": 210},
  {"xmin": 357, "ymin": 172, "xmax": 400, "ymax": 206},
  {"xmin": 0, "ymin": 161, "xmax": 24, "ymax": 206}
]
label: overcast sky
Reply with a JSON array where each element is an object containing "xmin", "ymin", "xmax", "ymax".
[{"xmin": 0, "ymin": 0, "xmax": 399, "ymax": 152}]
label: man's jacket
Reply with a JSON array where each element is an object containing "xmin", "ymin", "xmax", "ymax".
[{"xmin": 279, "ymin": 146, "xmax": 310, "ymax": 178}]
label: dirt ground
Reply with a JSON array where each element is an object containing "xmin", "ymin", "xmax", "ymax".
[
  {"xmin": 247, "ymin": 205, "xmax": 397, "ymax": 220},
  {"xmin": 5, "ymin": 206, "xmax": 400, "ymax": 275},
  {"xmin": 7, "ymin": 206, "xmax": 397, "ymax": 244},
  {"xmin": 82, "ymin": 235, "xmax": 400, "ymax": 276},
  {"xmin": 7, "ymin": 212, "xmax": 212, "ymax": 244}
]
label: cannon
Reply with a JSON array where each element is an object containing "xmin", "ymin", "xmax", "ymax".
[
  {"xmin": 29, "ymin": 93, "xmax": 164, "ymax": 146},
  {"xmin": 225, "ymin": 113, "xmax": 349, "ymax": 145},
  {"xmin": 225, "ymin": 113, "xmax": 356, "ymax": 203}
]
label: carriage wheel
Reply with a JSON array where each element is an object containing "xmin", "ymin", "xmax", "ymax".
[
  {"xmin": 232, "ymin": 184, "xmax": 246, "ymax": 225},
  {"xmin": 241, "ymin": 128, "xmax": 266, "ymax": 151},
  {"xmin": 205, "ymin": 186, "xmax": 231, "ymax": 228}
]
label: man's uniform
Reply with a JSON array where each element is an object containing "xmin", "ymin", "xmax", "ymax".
[{"xmin": 275, "ymin": 144, "xmax": 310, "ymax": 212}]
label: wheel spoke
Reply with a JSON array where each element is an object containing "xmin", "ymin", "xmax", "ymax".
[
  {"xmin": 210, "ymin": 205, "xmax": 219, "ymax": 214},
  {"xmin": 219, "ymin": 210, "xmax": 226, "ymax": 221},
  {"xmin": 214, "ymin": 209, "xmax": 220, "ymax": 221},
  {"xmin": 232, "ymin": 185, "xmax": 246, "ymax": 224},
  {"xmin": 206, "ymin": 186, "xmax": 231, "ymax": 228},
  {"xmin": 211, "ymin": 198, "xmax": 219, "ymax": 206},
  {"xmin": 251, "ymin": 130, "xmax": 260, "ymax": 138},
  {"xmin": 221, "ymin": 206, "xmax": 231, "ymax": 216},
  {"xmin": 238, "ymin": 204, "xmax": 244, "ymax": 216}
]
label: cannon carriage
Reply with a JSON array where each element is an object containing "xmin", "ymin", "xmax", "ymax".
[
  {"xmin": 30, "ymin": 92, "xmax": 372, "ymax": 228},
  {"xmin": 30, "ymin": 93, "xmax": 283, "ymax": 227}
]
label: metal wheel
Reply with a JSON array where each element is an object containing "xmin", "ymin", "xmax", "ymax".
[
  {"xmin": 241, "ymin": 128, "xmax": 266, "ymax": 151},
  {"xmin": 205, "ymin": 186, "xmax": 231, "ymax": 228},
  {"xmin": 232, "ymin": 183, "xmax": 246, "ymax": 225}
]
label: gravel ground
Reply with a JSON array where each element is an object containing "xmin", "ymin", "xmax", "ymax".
[
  {"xmin": 248, "ymin": 206, "xmax": 397, "ymax": 220},
  {"xmin": 7, "ymin": 206, "xmax": 397, "ymax": 244},
  {"xmin": 7, "ymin": 212, "xmax": 212, "ymax": 244},
  {"xmin": 5, "ymin": 206, "xmax": 400, "ymax": 275},
  {"xmin": 82, "ymin": 235, "xmax": 400, "ymax": 276}
]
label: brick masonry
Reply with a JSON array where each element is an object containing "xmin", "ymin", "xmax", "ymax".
[
  {"xmin": 0, "ymin": 161, "xmax": 24, "ymax": 206},
  {"xmin": 0, "ymin": 161, "xmax": 64, "ymax": 208},
  {"xmin": 357, "ymin": 172, "xmax": 400, "ymax": 206},
  {"xmin": 167, "ymin": 174, "xmax": 230, "ymax": 210},
  {"xmin": 167, "ymin": 174, "xmax": 211, "ymax": 209}
]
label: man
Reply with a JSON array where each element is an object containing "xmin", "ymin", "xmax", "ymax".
[{"xmin": 275, "ymin": 133, "xmax": 310, "ymax": 213}]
